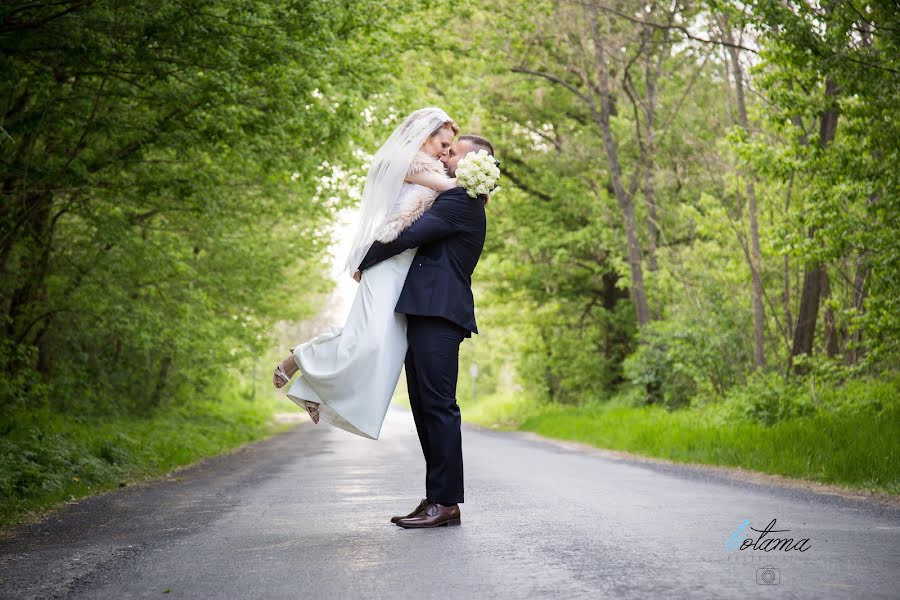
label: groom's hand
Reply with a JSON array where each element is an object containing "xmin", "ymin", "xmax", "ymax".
[{"xmin": 352, "ymin": 270, "xmax": 361, "ymax": 283}]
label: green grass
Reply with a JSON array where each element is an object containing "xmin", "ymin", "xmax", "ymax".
[
  {"xmin": 0, "ymin": 385, "xmax": 297, "ymax": 527},
  {"xmin": 515, "ymin": 403, "xmax": 900, "ymax": 494},
  {"xmin": 458, "ymin": 380, "xmax": 900, "ymax": 496}
]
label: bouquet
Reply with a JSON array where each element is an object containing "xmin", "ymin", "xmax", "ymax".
[{"xmin": 455, "ymin": 149, "xmax": 501, "ymax": 198}]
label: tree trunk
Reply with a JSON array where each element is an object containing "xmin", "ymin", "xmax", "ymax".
[
  {"xmin": 844, "ymin": 258, "xmax": 869, "ymax": 365},
  {"xmin": 790, "ymin": 76, "xmax": 840, "ymax": 371},
  {"xmin": 783, "ymin": 175, "xmax": 794, "ymax": 337},
  {"xmin": 822, "ymin": 272, "xmax": 840, "ymax": 358},
  {"xmin": 150, "ymin": 355, "xmax": 173, "ymax": 407},
  {"xmin": 720, "ymin": 19, "xmax": 766, "ymax": 369},
  {"xmin": 6, "ymin": 191, "xmax": 54, "ymax": 346},
  {"xmin": 643, "ymin": 49, "xmax": 660, "ymax": 272},
  {"xmin": 589, "ymin": 6, "xmax": 650, "ymax": 327},
  {"xmin": 790, "ymin": 263, "xmax": 825, "ymax": 370}
]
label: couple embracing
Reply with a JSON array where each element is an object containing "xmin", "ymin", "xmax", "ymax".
[{"xmin": 272, "ymin": 107, "xmax": 497, "ymax": 529}]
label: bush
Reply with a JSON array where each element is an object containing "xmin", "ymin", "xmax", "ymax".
[
  {"xmin": 624, "ymin": 337, "xmax": 696, "ymax": 409},
  {"xmin": 719, "ymin": 372, "xmax": 813, "ymax": 425},
  {"xmin": 715, "ymin": 372, "xmax": 900, "ymax": 426},
  {"xmin": 814, "ymin": 375, "xmax": 900, "ymax": 415},
  {"xmin": 624, "ymin": 315, "xmax": 750, "ymax": 409},
  {"xmin": 0, "ymin": 338, "xmax": 50, "ymax": 412}
]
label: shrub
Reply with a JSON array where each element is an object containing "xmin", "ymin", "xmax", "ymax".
[{"xmin": 719, "ymin": 372, "xmax": 813, "ymax": 425}]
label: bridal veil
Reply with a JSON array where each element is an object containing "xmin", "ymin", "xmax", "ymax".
[{"xmin": 342, "ymin": 107, "xmax": 456, "ymax": 274}]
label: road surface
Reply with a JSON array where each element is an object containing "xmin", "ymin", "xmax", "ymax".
[{"xmin": 1, "ymin": 405, "xmax": 898, "ymax": 599}]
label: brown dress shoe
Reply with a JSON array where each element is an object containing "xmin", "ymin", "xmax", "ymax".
[
  {"xmin": 390, "ymin": 498, "xmax": 430, "ymax": 524},
  {"xmin": 395, "ymin": 502, "xmax": 461, "ymax": 528}
]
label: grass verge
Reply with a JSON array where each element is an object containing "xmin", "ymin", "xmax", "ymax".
[
  {"xmin": 456, "ymin": 380, "xmax": 900, "ymax": 496},
  {"xmin": 0, "ymin": 384, "xmax": 298, "ymax": 528}
]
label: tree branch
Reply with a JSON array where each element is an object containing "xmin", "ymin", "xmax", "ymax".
[
  {"xmin": 510, "ymin": 67, "xmax": 602, "ymax": 123},
  {"xmin": 579, "ymin": 1, "xmax": 759, "ymax": 53}
]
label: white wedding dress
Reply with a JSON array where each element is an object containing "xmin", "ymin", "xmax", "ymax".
[{"xmin": 285, "ymin": 182, "xmax": 425, "ymax": 440}]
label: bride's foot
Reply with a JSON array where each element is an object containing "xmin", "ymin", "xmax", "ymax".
[
  {"xmin": 273, "ymin": 350, "xmax": 299, "ymax": 389},
  {"xmin": 304, "ymin": 401, "xmax": 320, "ymax": 424}
]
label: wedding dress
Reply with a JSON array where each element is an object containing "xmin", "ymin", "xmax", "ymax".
[{"xmin": 286, "ymin": 154, "xmax": 445, "ymax": 440}]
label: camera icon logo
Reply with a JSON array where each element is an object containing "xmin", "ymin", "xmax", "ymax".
[{"xmin": 757, "ymin": 565, "xmax": 781, "ymax": 585}]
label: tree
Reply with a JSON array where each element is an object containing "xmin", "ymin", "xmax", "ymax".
[{"xmin": 0, "ymin": 0, "xmax": 433, "ymax": 411}]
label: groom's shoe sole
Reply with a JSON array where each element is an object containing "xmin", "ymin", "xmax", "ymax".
[{"xmin": 396, "ymin": 517, "xmax": 461, "ymax": 528}]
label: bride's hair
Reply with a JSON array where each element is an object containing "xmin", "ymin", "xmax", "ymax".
[
  {"xmin": 430, "ymin": 119, "xmax": 459, "ymax": 137},
  {"xmin": 404, "ymin": 107, "xmax": 458, "ymax": 139}
]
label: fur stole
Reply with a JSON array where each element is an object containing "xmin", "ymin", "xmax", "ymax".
[{"xmin": 373, "ymin": 151, "xmax": 447, "ymax": 243}]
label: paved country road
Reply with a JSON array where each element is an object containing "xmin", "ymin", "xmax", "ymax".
[{"xmin": 1, "ymin": 405, "xmax": 898, "ymax": 600}]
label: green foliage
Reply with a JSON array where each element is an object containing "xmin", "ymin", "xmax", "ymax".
[
  {"xmin": 0, "ymin": 0, "xmax": 433, "ymax": 413},
  {"xmin": 409, "ymin": 0, "xmax": 899, "ymax": 415},
  {"xmin": 727, "ymin": 0, "xmax": 900, "ymax": 369},
  {"xmin": 716, "ymin": 372, "xmax": 900, "ymax": 427},
  {"xmin": 717, "ymin": 372, "xmax": 813, "ymax": 426},
  {"xmin": 624, "ymin": 295, "xmax": 754, "ymax": 408}
]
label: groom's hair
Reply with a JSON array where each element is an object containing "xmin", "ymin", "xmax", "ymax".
[{"xmin": 459, "ymin": 134, "xmax": 495, "ymax": 156}]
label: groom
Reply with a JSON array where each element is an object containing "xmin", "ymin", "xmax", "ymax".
[{"xmin": 355, "ymin": 134, "xmax": 493, "ymax": 528}]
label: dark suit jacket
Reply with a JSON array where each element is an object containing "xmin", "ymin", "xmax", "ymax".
[{"xmin": 357, "ymin": 187, "xmax": 486, "ymax": 336}]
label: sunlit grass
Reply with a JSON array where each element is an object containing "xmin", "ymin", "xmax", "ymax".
[{"xmin": 516, "ymin": 404, "xmax": 899, "ymax": 494}]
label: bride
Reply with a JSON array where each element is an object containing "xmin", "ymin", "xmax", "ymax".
[{"xmin": 271, "ymin": 107, "xmax": 460, "ymax": 439}]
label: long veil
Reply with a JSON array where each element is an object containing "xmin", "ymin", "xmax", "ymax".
[{"xmin": 341, "ymin": 107, "xmax": 455, "ymax": 274}]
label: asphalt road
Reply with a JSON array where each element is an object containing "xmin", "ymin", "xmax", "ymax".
[{"xmin": 1, "ymin": 404, "xmax": 898, "ymax": 599}]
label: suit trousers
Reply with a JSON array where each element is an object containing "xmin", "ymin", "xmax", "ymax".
[{"xmin": 404, "ymin": 314, "xmax": 468, "ymax": 505}]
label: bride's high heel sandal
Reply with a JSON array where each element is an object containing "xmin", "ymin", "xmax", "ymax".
[
  {"xmin": 304, "ymin": 401, "xmax": 320, "ymax": 424},
  {"xmin": 273, "ymin": 348, "xmax": 298, "ymax": 389},
  {"xmin": 273, "ymin": 362, "xmax": 292, "ymax": 388},
  {"xmin": 272, "ymin": 348, "xmax": 319, "ymax": 424}
]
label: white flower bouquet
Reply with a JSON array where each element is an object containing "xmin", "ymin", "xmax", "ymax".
[{"xmin": 455, "ymin": 149, "xmax": 501, "ymax": 198}]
